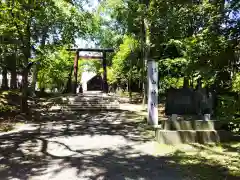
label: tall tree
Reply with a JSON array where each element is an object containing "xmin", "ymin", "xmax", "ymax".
[{"xmin": 0, "ymin": 0, "xmax": 98, "ymax": 112}]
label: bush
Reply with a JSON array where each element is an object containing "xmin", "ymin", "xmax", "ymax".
[
  {"xmin": 227, "ymin": 120, "xmax": 240, "ymax": 134},
  {"xmin": 217, "ymin": 95, "xmax": 240, "ymax": 134},
  {"xmin": 0, "ymin": 104, "xmax": 15, "ymax": 113},
  {"xmin": 217, "ymin": 95, "xmax": 239, "ymax": 119},
  {"xmin": 0, "ymin": 122, "xmax": 13, "ymax": 132}
]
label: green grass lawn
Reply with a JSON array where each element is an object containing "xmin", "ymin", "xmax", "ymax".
[{"xmin": 153, "ymin": 142, "xmax": 240, "ymax": 180}]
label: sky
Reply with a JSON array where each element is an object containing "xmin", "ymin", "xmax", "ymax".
[{"xmin": 75, "ymin": 0, "xmax": 99, "ymax": 50}]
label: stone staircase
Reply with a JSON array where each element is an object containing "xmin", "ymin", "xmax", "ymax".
[
  {"xmin": 48, "ymin": 92, "xmax": 120, "ymax": 111},
  {"xmin": 155, "ymin": 120, "xmax": 233, "ymax": 144}
]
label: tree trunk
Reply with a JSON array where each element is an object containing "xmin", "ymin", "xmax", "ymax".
[
  {"xmin": 21, "ymin": 70, "xmax": 28, "ymax": 113},
  {"xmin": 30, "ymin": 64, "xmax": 37, "ymax": 96},
  {"xmin": 183, "ymin": 77, "xmax": 189, "ymax": 88},
  {"xmin": 10, "ymin": 54, "xmax": 17, "ymax": 89},
  {"xmin": 63, "ymin": 65, "xmax": 73, "ymax": 93},
  {"xmin": 10, "ymin": 69, "xmax": 17, "ymax": 89},
  {"xmin": 143, "ymin": 16, "xmax": 151, "ymax": 106},
  {"xmin": 21, "ymin": 18, "xmax": 31, "ymax": 113},
  {"xmin": 1, "ymin": 66, "xmax": 8, "ymax": 90},
  {"xmin": 30, "ymin": 27, "xmax": 48, "ymax": 94},
  {"xmin": 141, "ymin": 10, "xmax": 146, "ymax": 107},
  {"xmin": 141, "ymin": 0, "xmax": 150, "ymax": 107},
  {"xmin": 9, "ymin": 0, "xmax": 32, "ymax": 113},
  {"xmin": 129, "ymin": 55, "xmax": 133, "ymax": 101},
  {"xmin": 128, "ymin": 79, "xmax": 132, "ymax": 101}
]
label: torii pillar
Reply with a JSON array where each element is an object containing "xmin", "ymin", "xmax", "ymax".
[
  {"xmin": 102, "ymin": 51, "xmax": 108, "ymax": 93},
  {"xmin": 73, "ymin": 50, "xmax": 79, "ymax": 94}
]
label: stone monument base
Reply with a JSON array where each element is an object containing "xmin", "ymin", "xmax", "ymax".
[
  {"xmin": 156, "ymin": 129, "xmax": 232, "ymax": 144},
  {"xmin": 155, "ymin": 120, "xmax": 233, "ymax": 144},
  {"xmin": 162, "ymin": 120, "xmax": 222, "ymax": 131}
]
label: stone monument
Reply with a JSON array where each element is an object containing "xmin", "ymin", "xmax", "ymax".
[{"xmin": 156, "ymin": 80, "xmax": 232, "ymax": 144}]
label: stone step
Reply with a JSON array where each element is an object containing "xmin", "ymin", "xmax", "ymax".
[
  {"xmin": 67, "ymin": 103, "xmax": 119, "ymax": 106},
  {"xmin": 53, "ymin": 100, "xmax": 119, "ymax": 106},
  {"xmin": 65, "ymin": 107, "xmax": 120, "ymax": 111},
  {"xmin": 155, "ymin": 129, "xmax": 233, "ymax": 144},
  {"xmin": 52, "ymin": 101, "xmax": 120, "ymax": 105},
  {"xmin": 73, "ymin": 97, "xmax": 118, "ymax": 100},
  {"xmin": 161, "ymin": 120, "xmax": 222, "ymax": 131},
  {"xmin": 66, "ymin": 104, "xmax": 120, "ymax": 108},
  {"xmin": 53, "ymin": 95, "xmax": 119, "ymax": 102},
  {"xmin": 68, "ymin": 101, "xmax": 119, "ymax": 105},
  {"xmin": 75, "ymin": 96, "xmax": 117, "ymax": 99},
  {"xmin": 49, "ymin": 104, "xmax": 120, "ymax": 112},
  {"xmin": 61, "ymin": 99, "xmax": 119, "ymax": 104}
]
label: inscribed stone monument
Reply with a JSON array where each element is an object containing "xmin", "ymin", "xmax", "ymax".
[
  {"xmin": 165, "ymin": 87, "xmax": 214, "ymax": 117},
  {"xmin": 147, "ymin": 60, "xmax": 158, "ymax": 126}
]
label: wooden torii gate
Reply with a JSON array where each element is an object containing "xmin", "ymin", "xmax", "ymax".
[{"xmin": 67, "ymin": 48, "xmax": 114, "ymax": 94}]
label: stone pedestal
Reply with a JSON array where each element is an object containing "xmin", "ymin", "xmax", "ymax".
[
  {"xmin": 156, "ymin": 129, "xmax": 233, "ymax": 144},
  {"xmin": 162, "ymin": 120, "xmax": 222, "ymax": 131},
  {"xmin": 203, "ymin": 114, "xmax": 211, "ymax": 121},
  {"xmin": 171, "ymin": 114, "xmax": 177, "ymax": 121},
  {"xmin": 156, "ymin": 120, "xmax": 233, "ymax": 144}
]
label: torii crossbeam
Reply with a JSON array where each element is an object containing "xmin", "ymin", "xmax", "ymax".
[{"xmin": 67, "ymin": 48, "xmax": 114, "ymax": 94}]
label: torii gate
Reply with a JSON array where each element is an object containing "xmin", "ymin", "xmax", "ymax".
[{"xmin": 67, "ymin": 48, "xmax": 114, "ymax": 94}]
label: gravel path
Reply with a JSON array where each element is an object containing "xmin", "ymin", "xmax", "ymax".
[{"xmin": 0, "ymin": 109, "xmax": 183, "ymax": 180}]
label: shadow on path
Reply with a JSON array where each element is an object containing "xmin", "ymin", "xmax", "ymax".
[{"xmin": 0, "ymin": 110, "xmax": 239, "ymax": 180}]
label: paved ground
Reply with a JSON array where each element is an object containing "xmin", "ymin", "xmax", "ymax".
[{"xmin": 0, "ymin": 109, "xmax": 184, "ymax": 180}]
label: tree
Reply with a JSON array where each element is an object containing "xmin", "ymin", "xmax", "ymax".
[
  {"xmin": 0, "ymin": 0, "xmax": 99, "ymax": 112},
  {"xmin": 37, "ymin": 47, "xmax": 74, "ymax": 92},
  {"xmin": 95, "ymin": 0, "xmax": 239, "ymax": 96}
]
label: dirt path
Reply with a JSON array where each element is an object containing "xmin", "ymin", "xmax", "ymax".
[{"xmin": 0, "ymin": 108, "xmax": 183, "ymax": 180}]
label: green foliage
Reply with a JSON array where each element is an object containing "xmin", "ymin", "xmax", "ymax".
[
  {"xmin": 159, "ymin": 77, "xmax": 184, "ymax": 93},
  {"xmin": 217, "ymin": 95, "xmax": 240, "ymax": 134},
  {"xmin": 106, "ymin": 67, "xmax": 115, "ymax": 85},
  {"xmin": 0, "ymin": 123, "xmax": 13, "ymax": 132},
  {"xmin": 0, "ymin": 0, "xmax": 96, "ymax": 69},
  {"xmin": 0, "ymin": 0, "xmax": 239, "ymax": 118},
  {"xmin": 37, "ymin": 47, "xmax": 73, "ymax": 91},
  {"xmin": 79, "ymin": 59, "xmax": 102, "ymax": 74},
  {"xmin": 110, "ymin": 35, "xmax": 140, "ymax": 85},
  {"xmin": 227, "ymin": 121, "xmax": 240, "ymax": 135},
  {"xmin": 159, "ymin": 57, "xmax": 188, "ymax": 78},
  {"xmin": 93, "ymin": 0, "xmax": 240, "ymax": 108},
  {"xmin": 232, "ymin": 73, "xmax": 240, "ymax": 93},
  {"xmin": 37, "ymin": 47, "xmax": 104, "ymax": 91},
  {"xmin": 217, "ymin": 95, "xmax": 239, "ymax": 120},
  {"xmin": 0, "ymin": 104, "xmax": 15, "ymax": 113}
]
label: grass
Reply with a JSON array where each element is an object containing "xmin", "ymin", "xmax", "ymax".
[
  {"xmin": 153, "ymin": 142, "xmax": 240, "ymax": 180},
  {"xmin": 0, "ymin": 90, "xmax": 21, "ymax": 132},
  {"xmin": 0, "ymin": 121, "xmax": 14, "ymax": 132},
  {"xmin": 124, "ymin": 110, "xmax": 156, "ymax": 139}
]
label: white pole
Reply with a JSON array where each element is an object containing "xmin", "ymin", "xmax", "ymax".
[{"xmin": 147, "ymin": 60, "xmax": 158, "ymax": 126}]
